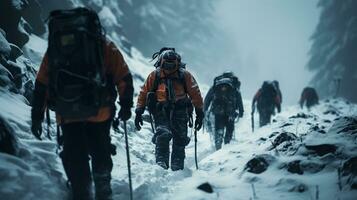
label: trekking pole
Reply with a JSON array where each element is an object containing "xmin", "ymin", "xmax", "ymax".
[
  {"xmin": 123, "ymin": 120, "xmax": 133, "ymax": 200},
  {"xmin": 46, "ymin": 108, "xmax": 51, "ymax": 140},
  {"xmin": 194, "ymin": 128, "xmax": 198, "ymax": 170},
  {"xmin": 251, "ymin": 105, "xmax": 255, "ymax": 133}
]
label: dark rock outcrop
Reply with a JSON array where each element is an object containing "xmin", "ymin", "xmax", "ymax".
[
  {"xmin": 0, "ymin": 116, "xmax": 19, "ymax": 155},
  {"xmin": 197, "ymin": 182, "xmax": 214, "ymax": 193},
  {"xmin": 305, "ymin": 144, "xmax": 337, "ymax": 156},
  {"xmin": 245, "ymin": 154, "xmax": 275, "ymax": 174}
]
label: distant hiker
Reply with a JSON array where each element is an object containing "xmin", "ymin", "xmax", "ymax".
[
  {"xmin": 252, "ymin": 81, "xmax": 281, "ymax": 127},
  {"xmin": 204, "ymin": 71, "xmax": 244, "ymax": 150},
  {"xmin": 135, "ymin": 47, "xmax": 204, "ymax": 171},
  {"xmin": 30, "ymin": 8, "xmax": 134, "ymax": 200},
  {"xmin": 299, "ymin": 87, "xmax": 319, "ymax": 109}
]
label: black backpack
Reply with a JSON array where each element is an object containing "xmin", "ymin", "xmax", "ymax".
[
  {"xmin": 257, "ymin": 81, "xmax": 277, "ymax": 110},
  {"xmin": 211, "ymin": 77, "xmax": 237, "ymax": 115},
  {"xmin": 47, "ymin": 8, "xmax": 111, "ymax": 119}
]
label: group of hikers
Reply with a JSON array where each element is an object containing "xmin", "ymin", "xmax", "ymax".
[{"xmin": 29, "ymin": 8, "xmax": 319, "ymax": 200}]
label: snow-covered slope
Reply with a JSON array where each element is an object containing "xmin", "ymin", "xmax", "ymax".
[{"xmin": 1, "ymin": 1, "xmax": 357, "ymax": 200}]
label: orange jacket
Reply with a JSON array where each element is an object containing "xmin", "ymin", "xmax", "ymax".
[
  {"xmin": 136, "ymin": 69, "xmax": 203, "ymax": 109},
  {"xmin": 36, "ymin": 40, "xmax": 133, "ymax": 124}
]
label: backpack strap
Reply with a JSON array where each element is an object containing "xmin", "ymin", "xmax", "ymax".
[{"xmin": 150, "ymin": 68, "xmax": 188, "ymax": 94}]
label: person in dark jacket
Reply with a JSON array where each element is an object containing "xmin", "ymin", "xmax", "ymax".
[
  {"xmin": 31, "ymin": 8, "xmax": 133, "ymax": 200},
  {"xmin": 252, "ymin": 81, "xmax": 281, "ymax": 127},
  {"xmin": 135, "ymin": 48, "xmax": 204, "ymax": 171},
  {"xmin": 299, "ymin": 87, "xmax": 319, "ymax": 109},
  {"xmin": 204, "ymin": 71, "xmax": 244, "ymax": 150}
]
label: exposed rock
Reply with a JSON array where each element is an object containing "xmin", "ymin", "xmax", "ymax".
[
  {"xmin": 245, "ymin": 154, "xmax": 275, "ymax": 174},
  {"xmin": 280, "ymin": 123, "xmax": 293, "ymax": 128},
  {"xmin": 287, "ymin": 160, "xmax": 303, "ymax": 175},
  {"xmin": 289, "ymin": 113, "xmax": 312, "ymax": 119},
  {"xmin": 341, "ymin": 156, "xmax": 357, "ymax": 190},
  {"xmin": 0, "ymin": 116, "xmax": 19, "ymax": 155},
  {"xmin": 275, "ymin": 178, "xmax": 307, "ymax": 193},
  {"xmin": 272, "ymin": 132, "xmax": 297, "ymax": 147},
  {"xmin": 0, "ymin": 29, "xmax": 11, "ymax": 58},
  {"xmin": 9, "ymin": 43, "xmax": 23, "ymax": 61},
  {"xmin": 197, "ymin": 182, "xmax": 213, "ymax": 193},
  {"xmin": 300, "ymin": 160, "xmax": 325, "ymax": 173},
  {"xmin": 305, "ymin": 144, "xmax": 337, "ymax": 156}
]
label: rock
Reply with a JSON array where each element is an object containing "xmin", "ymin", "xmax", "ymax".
[
  {"xmin": 341, "ymin": 156, "xmax": 357, "ymax": 190},
  {"xmin": 275, "ymin": 178, "xmax": 307, "ymax": 193},
  {"xmin": 0, "ymin": 29, "xmax": 11, "ymax": 58},
  {"xmin": 272, "ymin": 132, "xmax": 297, "ymax": 147},
  {"xmin": 300, "ymin": 160, "xmax": 325, "ymax": 173},
  {"xmin": 341, "ymin": 156, "xmax": 357, "ymax": 177},
  {"xmin": 268, "ymin": 132, "xmax": 279, "ymax": 138},
  {"xmin": 280, "ymin": 123, "xmax": 293, "ymax": 128},
  {"xmin": 305, "ymin": 144, "xmax": 337, "ymax": 156},
  {"xmin": 289, "ymin": 113, "xmax": 312, "ymax": 119},
  {"xmin": 0, "ymin": 116, "xmax": 19, "ymax": 155},
  {"xmin": 9, "ymin": 43, "xmax": 23, "ymax": 61},
  {"xmin": 197, "ymin": 182, "xmax": 213, "ymax": 193},
  {"xmin": 287, "ymin": 160, "xmax": 303, "ymax": 175},
  {"xmin": 245, "ymin": 154, "xmax": 275, "ymax": 174}
]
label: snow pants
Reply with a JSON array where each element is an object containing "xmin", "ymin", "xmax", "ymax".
[
  {"xmin": 214, "ymin": 114, "xmax": 235, "ymax": 150},
  {"xmin": 153, "ymin": 107, "xmax": 190, "ymax": 170},
  {"xmin": 258, "ymin": 108, "xmax": 273, "ymax": 127},
  {"xmin": 60, "ymin": 120, "xmax": 113, "ymax": 200}
]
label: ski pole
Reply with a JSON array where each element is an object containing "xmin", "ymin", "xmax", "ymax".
[
  {"xmin": 194, "ymin": 128, "xmax": 198, "ymax": 170},
  {"xmin": 46, "ymin": 108, "xmax": 51, "ymax": 140},
  {"xmin": 123, "ymin": 120, "xmax": 133, "ymax": 200}
]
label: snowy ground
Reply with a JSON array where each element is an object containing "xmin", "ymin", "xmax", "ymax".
[{"xmin": 1, "ymin": 29, "xmax": 357, "ymax": 200}]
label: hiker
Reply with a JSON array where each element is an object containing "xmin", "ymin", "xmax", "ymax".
[
  {"xmin": 30, "ymin": 8, "xmax": 134, "ymax": 200},
  {"xmin": 299, "ymin": 87, "xmax": 319, "ymax": 109},
  {"xmin": 203, "ymin": 71, "xmax": 244, "ymax": 150},
  {"xmin": 134, "ymin": 47, "xmax": 204, "ymax": 171},
  {"xmin": 252, "ymin": 81, "xmax": 281, "ymax": 127},
  {"xmin": 271, "ymin": 80, "xmax": 282, "ymax": 115}
]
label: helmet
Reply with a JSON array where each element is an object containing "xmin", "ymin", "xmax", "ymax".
[
  {"xmin": 160, "ymin": 50, "xmax": 179, "ymax": 70},
  {"xmin": 222, "ymin": 71, "xmax": 234, "ymax": 77}
]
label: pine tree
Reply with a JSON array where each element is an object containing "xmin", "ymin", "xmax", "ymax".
[{"xmin": 308, "ymin": 0, "xmax": 357, "ymax": 102}]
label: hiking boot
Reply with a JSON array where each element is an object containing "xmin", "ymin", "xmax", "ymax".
[
  {"xmin": 93, "ymin": 172, "xmax": 112, "ymax": 200},
  {"xmin": 171, "ymin": 158, "xmax": 184, "ymax": 171},
  {"xmin": 157, "ymin": 161, "xmax": 169, "ymax": 169}
]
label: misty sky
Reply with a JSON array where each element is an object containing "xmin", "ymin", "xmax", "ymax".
[{"xmin": 213, "ymin": 0, "xmax": 320, "ymax": 105}]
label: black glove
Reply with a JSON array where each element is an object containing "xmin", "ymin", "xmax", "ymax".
[
  {"xmin": 31, "ymin": 119, "xmax": 42, "ymax": 140},
  {"xmin": 238, "ymin": 111, "xmax": 243, "ymax": 118},
  {"xmin": 119, "ymin": 107, "xmax": 132, "ymax": 121},
  {"xmin": 135, "ymin": 108, "xmax": 144, "ymax": 131},
  {"xmin": 194, "ymin": 108, "xmax": 204, "ymax": 131}
]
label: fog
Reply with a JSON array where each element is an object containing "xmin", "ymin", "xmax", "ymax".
[{"xmin": 209, "ymin": 0, "xmax": 320, "ymax": 105}]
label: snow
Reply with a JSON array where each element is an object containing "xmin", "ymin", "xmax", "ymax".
[{"xmin": 1, "ymin": 1, "xmax": 357, "ymax": 199}]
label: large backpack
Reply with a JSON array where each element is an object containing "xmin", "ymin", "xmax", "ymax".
[
  {"xmin": 257, "ymin": 81, "xmax": 277, "ymax": 111},
  {"xmin": 211, "ymin": 77, "xmax": 237, "ymax": 115},
  {"xmin": 47, "ymin": 8, "xmax": 111, "ymax": 119}
]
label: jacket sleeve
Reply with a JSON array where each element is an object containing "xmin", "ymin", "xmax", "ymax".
[
  {"xmin": 32, "ymin": 53, "xmax": 49, "ymax": 121},
  {"xmin": 236, "ymin": 90, "xmax": 244, "ymax": 115},
  {"xmin": 184, "ymin": 71, "xmax": 203, "ymax": 109},
  {"xmin": 136, "ymin": 71, "xmax": 156, "ymax": 109},
  {"xmin": 203, "ymin": 87, "xmax": 214, "ymax": 112},
  {"xmin": 252, "ymin": 89, "xmax": 260, "ymax": 106},
  {"xmin": 106, "ymin": 41, "xmax": 134, "ymax": 108}
]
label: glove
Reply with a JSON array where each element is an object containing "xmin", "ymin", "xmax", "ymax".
[
  {"xmin": 31, "ymin": 119, "xmax": 42, "ymax": 140},
  {"xmin": 239, "ymin": 111, "xmax": 243, "ymax": 118},
  {"xmin": 194, "ymin": 108, "xmax": 204, "ymax": 131},
  {"xmin": 119, "ymin": 107, "xmax": 132, "ymax": 121},
  {"xmin": 135, "ymin": 108, "xmax": 144, "ymax": 131}
]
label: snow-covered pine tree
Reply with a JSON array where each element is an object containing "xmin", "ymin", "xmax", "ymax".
[{"xmin": 308, "ymin": 0, "xmax": 357, "ymax": 102}]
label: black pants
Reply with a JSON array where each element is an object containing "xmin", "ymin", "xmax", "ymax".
[
  {"xmin": 153, "ymin": 107, "xmax": 190, "ymax": 170},
  {"xmin": 61, "ymin": 120, "xmax": 113, "ymax": 200},
  {"xmin": 214, "ymin": 114, "xmax": 234, "ymax": 150},
  {"xmin": 258, "ymin": 108, "xmax": 273, "ymax": 127}
]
